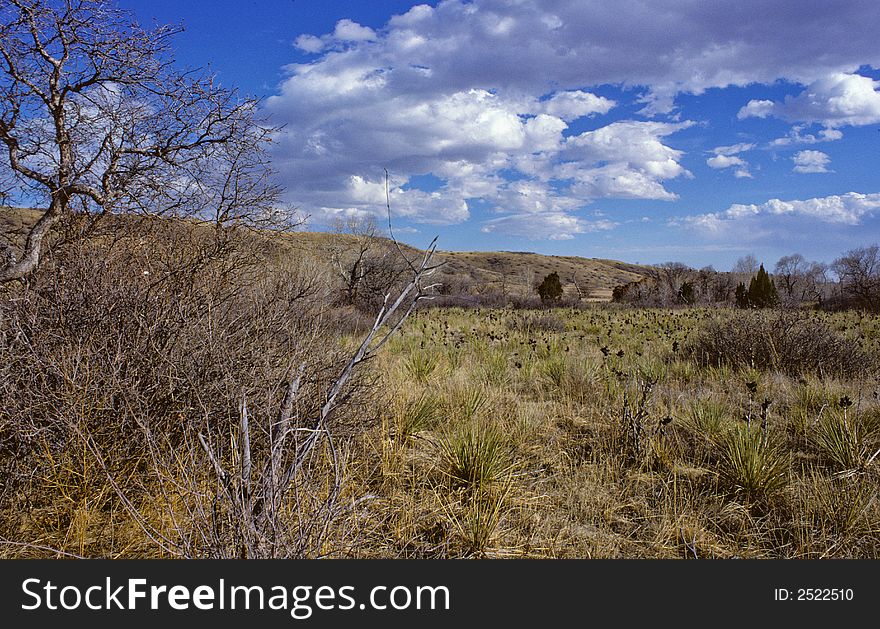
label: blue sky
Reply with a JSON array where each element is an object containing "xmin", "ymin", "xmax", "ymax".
[{"xmin": 123, "ymin": 0, "xmax": 880, "ymax": 270}]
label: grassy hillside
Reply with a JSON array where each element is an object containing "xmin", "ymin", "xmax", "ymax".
[
  {"xmin": 1, "ymin": 207, "xmax": 651, "ymax": 301},
  {"xmin": 0, "ymin": 206, "xmax": 42, "ymax": 243},
  {"xmin": 277, "ymin": 233, "xmax": 651, "ymax": 301},
  {"xmin": 434, "ymin": 250, "xmax": 648, "ymax": 300}
]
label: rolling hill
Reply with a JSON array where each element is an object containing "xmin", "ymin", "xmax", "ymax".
[{"xmin": 2, "ymin": 207, "xmax": 650, "ymax": 301}]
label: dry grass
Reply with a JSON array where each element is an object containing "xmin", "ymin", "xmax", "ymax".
[
  {"xmin": 363, "ymin": 306, "xmax": 880, "ymax": 558},
  {"xmin": 3, "ymin": 220, "xmax": 880, "ymax": 558}
]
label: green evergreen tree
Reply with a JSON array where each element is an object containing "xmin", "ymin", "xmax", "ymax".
[
  {"xmin": 537, "ymin": 271, "xmax": 564, "ymax": 303},
  {"xmin": 735, "ymin": 281, "xmax": 749, "ymax": 308},
  {"xmin": 747, "ymin": 264, "xmax": 779, "ymax": 308}
]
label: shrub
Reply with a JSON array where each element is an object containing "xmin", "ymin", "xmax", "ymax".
[
  {"xmin": 688, "ymin": 311, "xmax": 874, "ymax": 378},
  {"xmin": 507, "ymin": 294, "xmax": 545, "ymax": 310},
  {"xmin": 0, "ymin": 221, "xmax": 384, "ymax": 558},
  {"xmin": 536, "ymin": 272, "xmax": 564, "ymax": 303}
]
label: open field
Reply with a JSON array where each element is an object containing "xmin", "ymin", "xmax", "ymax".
[{"xmin": 357, "ymin": 306, "xmax": 880, "ymax": 557}]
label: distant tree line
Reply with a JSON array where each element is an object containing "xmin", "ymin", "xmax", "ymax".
[{"xmin": 612, "ymin": 244, "xmax": 880, "ymax": 312}]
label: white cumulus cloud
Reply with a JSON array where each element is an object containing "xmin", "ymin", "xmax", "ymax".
[
  {"xmin": 712, "ymin": 143, "xmax": 756, "ymax": 156},
  {"xmin": 768, "ymin": 125, "xmax": 843, "ymax": 147},
  {"xmin": 541, "ymin": 90, "xmax": 616, "ymax": 122},
  {"xmin": 481, "ymin": 213, "xmax": 615, "ymax": 240},
  {"xmin": 792, "ymin": 150, "xmax": 832, "ymax": 173},
  {"xmin": 739, "ymin": 73, "xmax": 880, "ymax": 128},
  {"xmin": 682, "ymin": 191, "xmax": 880, "ymax": 234},
  {"xmin": 706, "ymin": 144, "xmax": 753, "ymax": 178},
  {"xmin": 333, "ymin": 19, "xmax": 377, "ymax": 42}
]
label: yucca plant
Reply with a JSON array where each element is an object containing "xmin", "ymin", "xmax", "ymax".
[
  {"xmin": 793, "ymin": 379, "xmax": 827, "ymax": 415},
  {"xmin": 447, "ymin": 485, "xmax": 510, "ymax": 557},
  {"xmin": 480, "ymin": 351, "xmax": 511, "ymax": 386},
  {"xmin": 445, "ymin": 346, "xmax": 464, "ymax": 372},
  {"xmin": 404, "ymin": 351, "xmax": 439, "ymax": 382},
  {"xmin": 538, "ymin": 357, "xmax": 567, "ymax": 392},
  {"xmin": 449, "ymin": 385, "xmax": 488, "ymax": 422},
  {"xmin": 686, "ymin": 399, "xmax": 730, "ymax": 437},
  {"xmin": 563, "ymin": 360, "xmax": 599, "ymax": 403},
  {"xmin": 395, "ymin": 394, "xmax": 440, "ymax": 440},
  {"xmin": 812, "ymin": 408, "xmax": 880, "ymax": 476},
  {"xmin": 718, "ymin": 426, "xmax": 789, "ymax": 502},
  {"xmin": 438, "ymin": 419, "xmax": 513, "ymax": 490}
]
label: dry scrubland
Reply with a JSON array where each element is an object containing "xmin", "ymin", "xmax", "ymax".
[{"xmin": 1, "ymin": 221, "xmax": 879, "ymax": 558}]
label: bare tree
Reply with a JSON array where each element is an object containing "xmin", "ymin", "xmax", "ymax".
[
  {"xmin": 774, "ymin": 253, "xmax": 828, "ymax": 305},
  {"xmin": 0, "ymin": 0, "xmax": 286, "ymax": 284},
  {"xmin": 833, "ymin": 244, "xmax": 880, "ymax": 311},
  {"xmin": 571, "ymin": 272, "xmax": 590, "ymax": 300},
  {"xmin": 804, "ymin": 261, "xmax": 829, "ymax": 302},
  {"xmin": 732, "ymin": 254, "xmax": 759, "ymax": 276},
  {"xmin": 774, "ymin": 253, "xmax": 808, "ymax": 304},
  {"xmin": 646, "ymin": 261, "xmax": 692, "ymax": 305},
  {"xmin": 696, "ymin": 265, "xmax": 721, "ymax": 304},
  {"xmin": 331, "ymin": 215, "xmax": 380, "ymax": 306},
  {"xmin": 330, "ymin": 215, "xmax": 409, "ymax": 310}
]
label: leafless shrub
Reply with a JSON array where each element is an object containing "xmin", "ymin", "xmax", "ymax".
[
  {"xmin": 506, "ymin": 294, "xmax": 545, "ymax": 310},
  {"xmin": 322, "ymin": 306, "xmax": 376, "ymax": 337},
  {"xmin": 329, "ymin": 216, "xmax": 413, "ymax": 313},
  {"xmin": 0, "ymin": 212, "xmax": 440, "ymax": 557},
  {"xmin": 688, "ymin": 310, "xmax": 874, "ymax": 378}
]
